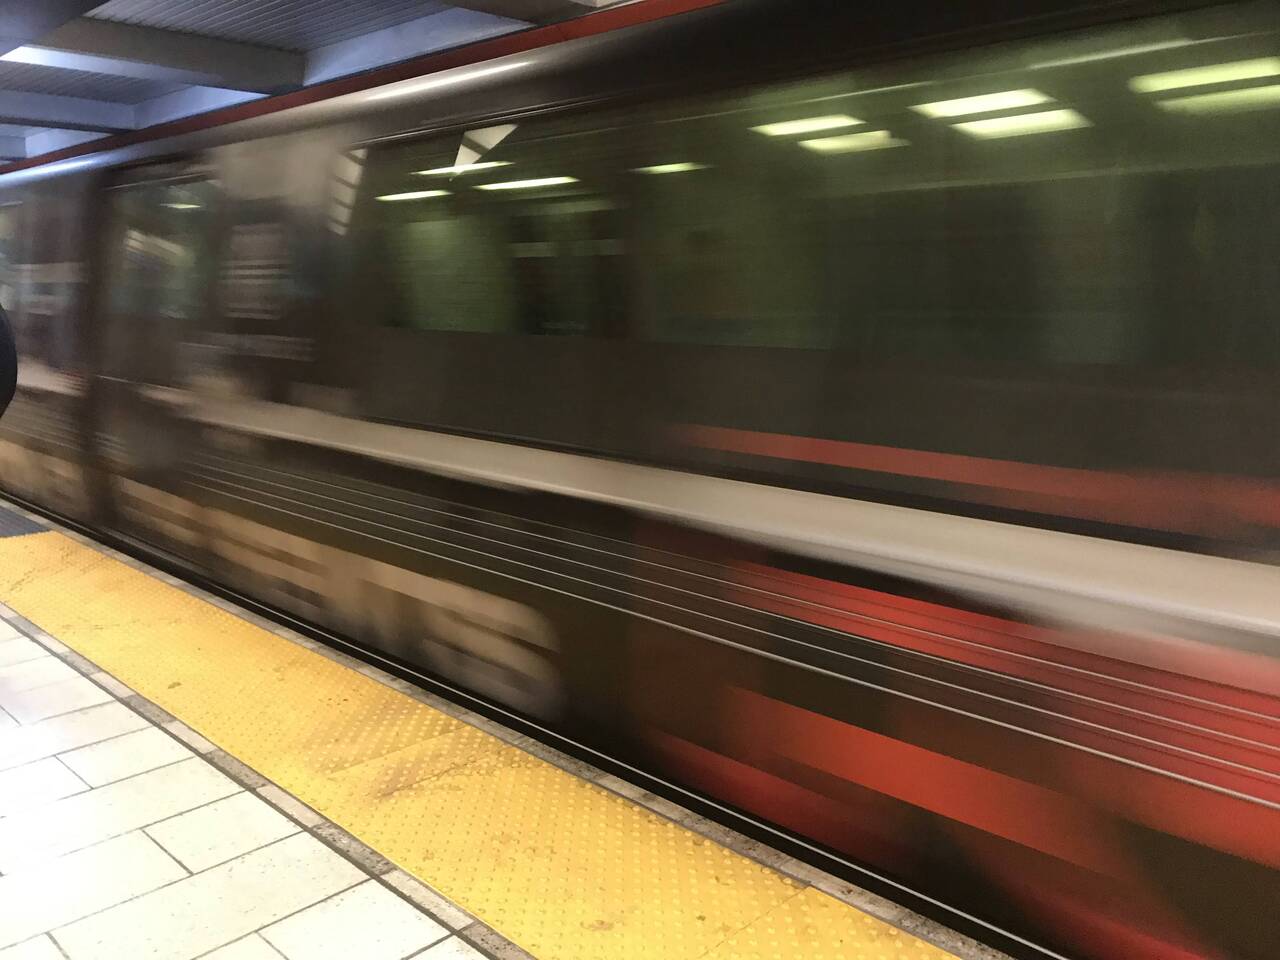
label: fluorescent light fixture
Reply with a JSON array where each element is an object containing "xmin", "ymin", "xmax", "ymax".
[
  {"xmin": 1130, "ymin": 57, "xmax": 1280, "ymax": 93},
  {"xmin": 952, "ymin": 108, "xmax": 1091, "ymax": 138},
  {"xmin": 752, "ymin": 115, "xmax": 861, "ymax": 136},
  {"xmin": 375, "ymin": 190, "xmax": 450, "ymax": 201},
  {"xmin": 162, "ymin": 202, "xmax": 201, "ymax": 210},
  {"xmin": 799, "ymin": 130, "xmax": 908, "ymax": 153},
  {"xmin": 911, "ymin": 89, "xmax": 1052, "ymax": 118},
  {"xmin": 415, "ymin": 161, "xmax": 512, "ymax": 176},
  {"xmin": 1157, "ymin": 83, "xmax": 1280, "ymax": 114},
  {"xmin": 632, "ymin": 162, "xmax": 709, "ymax": 174},
  {"xmin": 475, "ymin": 177, "xmax": 578, "ymax": 191},
  {"xmin": 366, "ymin": 61, "xmax": 529, "ymax": 102}
]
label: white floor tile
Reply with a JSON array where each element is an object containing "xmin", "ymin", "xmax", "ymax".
[
  {"xmin": 382, "ymin": 870, "xmax": 474, "ymax": 930},
  {"xmin": 0, "ymin": 936, "xmax": 64, "ymax": 960},
  {"xmin": 0, "ymin": 831, "xmax": 185, "ymax": 950},
  {"xmin": 0, "ymin": 757, "xmax": 85, "ymax": 816},
  {"xmin": 60, "ymin": 726, "xmax": 192, "ymax": 787},
  {"xmin": 0, "ymin": 657, "xmax": 77, "ymax": 696},
  {"xmin": 0, "ymin": 702, "xmax": 149, "ymax": 772},
  {"xmin": 0, "ymin": 638, "xmax": 46, "ymax": 669},
  {"xmin": 200, "ymin": 935, "xmax": 283, "ymax": 960},
  {"xmin": 0, "ymin": 676, "xmax": 113, "ymax": 725},
  {"xmin": 0, "ymin": 621, "xmax": 20, "ymax": 642},
  {"xmin": 88, "ymin": 672, "xmax": 132, "ymax": 699},
  {"xmin": 55, "ymin": 832, "xmax": 364, "ymax": 960},
  {"xmin": 418, "ymin": 937, "xmax": 487, "ymax": 960},
  {"xmin": 256, "ymin": 784, "xmax": 323, "ymax": 827},
  {"xmin": 0, "ymin": 757, "xmax": 239, "ymax": 871},
  {"xmin": 262, "ymin": 880, "xmax": 448, "ymax": 960},
  {"xmin": 29, "ymin": 635, "xmax": 69, "ymax": 657},
  {"xmin": 0, "ymin": 709, "xmax": 14, "ymax": 732},
  {"xmin": 147, "ymin": 791, "xmax": 298, "ymax": 872},
  {"xmin": 162, "ymin": 720, "xmax": 217, "ymax": 754}
]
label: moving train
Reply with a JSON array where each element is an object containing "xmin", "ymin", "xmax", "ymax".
[{"xmin": 1, "ymin": 1, "xmax": 1278, "ymax": 957}]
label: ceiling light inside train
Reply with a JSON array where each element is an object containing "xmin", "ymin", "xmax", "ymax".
[
  {"xmin": 475, "ymin": 177, "xmax": 578, "ymax": 191},
  {"xmin": 1157, "ymin": 83, "xmax": 1280, "ymax": 114},
  {"xmin": 365, "ymin": 61, "xmax": 530, "ymax": 102},
  {"xmin": 376, "ymin": 190, "xmax": 450, "ymax": 201},
  {"xmin": 1129, "ymin": 57, "xmax": 1280, "ymax": 92},
  {"xmin": 800, "ymin": 130, "xmax": 908, "ymax": 153},
  {"xmin": 911, "ymin": 89, "xmax": 1052, "ymax": 118},
  {"xmin": 752, "ymin": 115, "xmax": 861, "ymax": 136},
  {"xmin": 632, "ymin": 162, "xmax": 708, "ymax": 174},
  {"xmin": 952, "ymin": 108, "xmax": 1091, "ymax": 138},
  {"xmin": 415, "ymin": 161, "xmax": 512, "ymax": 176}
]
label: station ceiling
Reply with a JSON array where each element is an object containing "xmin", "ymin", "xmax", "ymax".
[{"xmin": 0, "ymin": 0, "xmax": 620, "ymax": 162}]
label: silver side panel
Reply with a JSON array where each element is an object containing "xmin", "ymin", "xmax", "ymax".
[{"xmin": 163, "ymin": 389, "xmax": 1280, "ymax": 645}]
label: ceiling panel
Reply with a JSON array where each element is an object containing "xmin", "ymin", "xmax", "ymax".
[
  {"xmin": 86, "ymin": 0, "xmax": 453, "ymax": 52},
  {"xmin": 0, "ymin": 60, "xmax": 183, "ymax": 103}
]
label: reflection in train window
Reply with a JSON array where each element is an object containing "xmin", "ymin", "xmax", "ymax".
[
  {"xmin": 101, "ymin": 180, "xmax": 218, "ymax": 386},
  {"xmin": 352, "ymin": 3, "xmax": 1280, "ymax": 372},
  {"xmin": 353, "ymin": 121, "xmax": 627, "ymax": 336}
]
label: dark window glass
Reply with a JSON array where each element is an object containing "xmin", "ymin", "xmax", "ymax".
[
  {"xmin": 350, "ymin": 1, "xmax": 1280, "ymax": 373},
  {"xmin": 101, "ymin": 180, "xmax": 217, "ymax": 386},
  {"xmin": 352, "ymin": 121, "xmax": 630, "ymax": 336}
]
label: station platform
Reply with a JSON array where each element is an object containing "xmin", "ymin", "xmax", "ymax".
[{"xmin": 0, "ymin": 500, "xmax": 1003, "ymax": 960}]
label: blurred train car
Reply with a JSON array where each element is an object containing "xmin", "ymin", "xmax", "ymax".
[{"xmin": 1, "ymin": 1, "xmax": 1278, "ymax": 957}]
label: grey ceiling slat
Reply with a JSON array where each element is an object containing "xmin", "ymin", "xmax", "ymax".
[
  {"xmin": 86, "ymin": 0, "xmax": 453, "ymax": 52},
  {"xmin": 0, "ymin": 60, "xmax": 182, "ymax": 103}
]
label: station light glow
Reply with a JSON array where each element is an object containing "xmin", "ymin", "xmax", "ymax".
[
  {"xmin": 475, "ymin": 177, "xmax": 578, "ymax": 191},
  {"xmin": 952, "ymin": 108, "xmax": 1091, "ymax": 138},
  {"xmin": 1130, "ymin": 57, "xmax": 1280, "ymax": 93},
  {"xmin": 415, "ymin": 161, "xmax": 512, "ymax": 176},
  {"xmin": 752, "ymin": 115, "xmax": 861, "ymax": 136},
  {"xmin": 162, "ymin": 202, "xmax": 202, "ymax": 210},
  {"xmin": 911, "ymin": 89, "xmax": 1052, "ymax": 118},
  {"xmin": 799, "ymin": 130, "xmax": 908, "ymax": 153},
  {"xmin": 632, "ymin": 162, "xmax": 709, "ymax": 174},
  {"xmin": 376, "ymin": 190, "xmax": 450, "ymax": 201},
  {"xmin": 1157, "ymin": 84, "xmax": 1280, "ymax": 114}
]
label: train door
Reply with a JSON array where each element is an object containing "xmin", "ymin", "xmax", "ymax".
[
  {"xmin": 90, "ymin": 160, "xmax": 220, "ymax": 559},
  {"xmin": 0, "ymin": 176, "xmax": 98, "ymax": 521}
]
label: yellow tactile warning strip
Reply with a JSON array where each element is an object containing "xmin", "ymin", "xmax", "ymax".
[{"xmin": 0, "ymin": 529, "xmax": 960, "ymax": 960}]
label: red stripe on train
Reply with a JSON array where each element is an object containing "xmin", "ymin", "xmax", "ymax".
[
  {"xmin": 727, "ymin": 687, "xmax": 1280, "ymax": 868},
  {"xmin": 730, "ymin": 564, "xmax": 1280, "ymax": 783},
  {"xmin": 745, "ymin": 562, "xmax": 1280, "ymax": 707},
  {"xmin": 676, "ymin": 423, "xmax": 1280, "ymax": 533},
  {"xmin": 652, "ymin": 730, "xmax": 1217, "ymax": 960}
]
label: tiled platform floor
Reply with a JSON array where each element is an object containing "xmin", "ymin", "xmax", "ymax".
[{"xmin": 0, "ymin": 615, "xmax": 479, "ymax": 960}]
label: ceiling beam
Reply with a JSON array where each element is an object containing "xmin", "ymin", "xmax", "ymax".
[
  {"xmin": 0, "ymin": 0, "xmax": 102, "ymax": 56},
  {"xmin": 24, "ymin": 128, "xmax": 103, "ymax": 157},
  {"xmin": 5, "ymin": 18, "xmax": 305, "ymax": 94},
  {"xmin": 306, "ymin": 6, "xmax": 525, "ymax": 85},
  {"xmin": 0, "ymin": 135, "xmax": 22, "ymax": 158},
  {"xmin": 0, "ymin": 89, "xmax": 135, "ymax": 133}
]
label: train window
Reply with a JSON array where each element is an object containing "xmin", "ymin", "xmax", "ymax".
[
  {"xmin": 101, "ymin": 179, "xmax": 218, "ymax": 386},
  {"xmin": 351, "ymin": 0, "xmax": 1280, "ymax": 371},
  {"xmin": 352, "ymin": 120, "xmax": 629, "ymax": 336}
]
